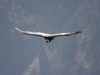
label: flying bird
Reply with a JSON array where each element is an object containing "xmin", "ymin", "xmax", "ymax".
[{"xmin": 15, "ymin": 27, "xmax": 82, "ymax": 43}]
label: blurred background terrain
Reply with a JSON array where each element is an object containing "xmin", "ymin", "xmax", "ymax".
[{"xmin": 0, "ymin": 0, "xmax": 100, "ymax": 75}]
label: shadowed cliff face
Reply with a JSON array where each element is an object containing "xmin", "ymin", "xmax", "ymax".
[
  {"xmin": 42, "ymin": 1, "xmax": 100, "ymax": 75},
  {"xmin": 0, "ymin": 0, "xmax": 100, "ymax": 75},
  {"xmin": 76, "ymin": 2, "xmax": 100, "ymax": 75}
]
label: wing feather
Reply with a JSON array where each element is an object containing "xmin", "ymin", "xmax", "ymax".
[
  {"xmin": 51, "ymin": 31, "xmax": 82, "ymax": 37},
  {"xmin": 15, "ymin": 27, "xmax": 49, "ymax": 37},
  {"xmin": 15, "ymin": 27, "xmax": 82, "ymax": 38}
]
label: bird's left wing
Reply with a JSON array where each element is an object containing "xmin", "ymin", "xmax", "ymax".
[
  {"xmin": 51, "ymin": 31, "xmax": 82, "ymax": 37},
  {"xmin": 15, "ymin": 27, "xmax": 47, "ymax": 37}
]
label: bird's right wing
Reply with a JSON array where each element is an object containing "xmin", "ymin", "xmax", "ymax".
[
  {"xmin": 51, "ymin": 31, "xmax": 82, "ymax": 37},
  {"xmin": 15, "ymin": 27, "xmax": 47, "ymax": 37}
]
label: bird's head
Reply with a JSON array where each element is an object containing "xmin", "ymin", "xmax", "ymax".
[{"xmin": 45, "ymin": 40, "xmax": 50, "ymax": 43}]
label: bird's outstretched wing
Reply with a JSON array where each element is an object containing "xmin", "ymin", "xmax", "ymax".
[
  {"xmin": 15, "ymin": 27, "xmax": 49, "ymax": 37},
  {"xmin": 51, "ymin": 31, "xmax": 82, "ymax": 37}
]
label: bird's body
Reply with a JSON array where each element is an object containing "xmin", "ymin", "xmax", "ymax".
[{"xmin": 15, "ymin": 27, "xmax": 82, "ymax": 43}]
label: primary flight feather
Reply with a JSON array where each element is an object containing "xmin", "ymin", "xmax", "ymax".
[{"xmin": 15, "ymin": 27, "xmax": 82, "ymax": 43}]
